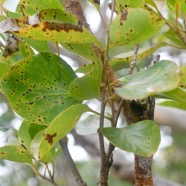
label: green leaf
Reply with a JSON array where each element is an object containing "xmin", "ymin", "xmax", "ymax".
[
  {"xmin": 0, "ymin": 146, "xmax": 32, "ymax": 163},
  {"xmin": 166, "ymin": 0, "xmax": 186, "ymax": 19},
  {"xmin": 159, "ymin": 100, "xmax": 186, "ymax": 110},
  {"xmin": 88, "ymin": 0, "xmax": 100, "ymax": 10},
  {"xmin": 18, "ymin": 120, "xmax": 47, "ymax": 150},
  {"xmin": 39, "ymin": 104, "xmax": 90, "ymax": 159},
  {"xmin": 180, "ymin": 65, "xmax": 186, "ymax": 87},
  {"xmin": 3, "ymin": 8, "xmax": 22, "ymax": 18},
  {"xmin": 13, "ymin": 22, "xmax": 101, "ymax": 46},
  {"xmin": 110, "ymin": 8, "xmax": 165, "ymax": 47},
  {"xmin": 39, "ymin": 9, "xmax": 78, "ymax": 24},
  {"xmin": 31, "ymin": 129, "xmax": 61, "ymax": 162},
  {"xmin": 102, "ymin": 120, "xmax": 160, "ymax": 157},
  {"xmin": 0, "ymin": 62, "xmax": 11, "ymax": 80},
  {"xmin": 1, "ymin": 52, "xmax": 79, "ymax": 125},
  {"xmin": 69, "ymin": 62, "xmax": 102, "ymax": 100},
  {"xmin": 163, "ymin": 29, "xmax": 186, "ymax": 48},
  {"xmin": 115, "ymin": 0, "xmax": 145, "ymax": 13},
  {"xmin": 115, "ymin": 60, "xmax": 180, "ymax": 99},
  {"xmin": 110, "ymin": 42, "xmax": 167, "ymax": 71},
  {"xmin": 159, "ymin": 88, "xmax": 186, "ymax": 102},
  {"xmin": 25, "ymin": 38, "xmax": 49, "ymax": 52},
  {"xmin": 19, "ymin": 0, "xmax": 65, "ymax": 16},
  {"xmin": 61, "ymin": 43, "xmax": 101, "ymax": 62}
]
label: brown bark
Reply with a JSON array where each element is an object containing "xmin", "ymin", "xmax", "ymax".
[
  {"xmin": 123, "ymin": 98, "xmax": 155, "ymax": 186},
  {"xmin": 63, "ymin": 0, "xmax": 90, "ymax": 30}
]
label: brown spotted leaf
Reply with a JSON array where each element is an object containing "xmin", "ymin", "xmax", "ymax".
[
  {"xmin": 110, "ymin": 8, "xmax": 165, "ymax": 47},
  {"xmin": 0, "ymin": 52, "xmax": 79, "ymax": 125},
  {"xmin": 0, "ymin": 145, "xmax": 32, "ymax": 163},
  {"xmin": 19, "ymin": 0, "xmax": 65, "ymax": 16},
  {"xmin": 39, "ymin": 104, "xmax": 90, "ymax": 159},
  {"xmin": 115, "ymin": 0, "xmax": 145, "ymax": 13},
  {"xmin": 12, "ymin": 22, "xmax": 101, "ymax": 46}
]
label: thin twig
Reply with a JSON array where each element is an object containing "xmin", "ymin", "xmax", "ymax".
[
  {"xmin": 32, "ymin": 164, "xmax": 59, "ymax": 186},
  {"xmin": 128, "ymin": 44, "xmax": 139, "ymax": 74},
  {"xmin": 59, "ymin": 137, "xmax": 87, "ymax": 186},
  {"xmin": 106, "ymin": 99, "xmax": 124, "ymax": 166}
]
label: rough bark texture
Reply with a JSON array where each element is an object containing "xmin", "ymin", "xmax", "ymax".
[
  {"xmin": 123, "ymin": 98, "xmax": 155, "ymax": 186},
  {"xmin": 63, "ymin": 0, "xmax": 90, "ymax": 30}
]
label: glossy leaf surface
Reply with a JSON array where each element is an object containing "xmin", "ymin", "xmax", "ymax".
[
  {"xmin": 102, "ymin": 120, "xmax": 160, "ymax": 157},
  {"xmin": 115, "ymin": 61, "xmax": 180, "ymax": 99}
]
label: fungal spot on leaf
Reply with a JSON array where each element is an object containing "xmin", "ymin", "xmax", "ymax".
[
  {"xmin": 43, "ymin": 22, "xmax": 83, "ymax": 33},
  {"xmin": 45, "ymin": 133, "xmax": 57, "ymax": 145},
  {"xmin": 120, "ymin": 10, "xmax": 128, "ymax": 26}
]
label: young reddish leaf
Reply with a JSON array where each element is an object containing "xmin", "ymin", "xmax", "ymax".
[
  {"xmin": 102, "ymin": 120, "xmax": 160, "ymax": 157},
  {"xmin": 39, "ymin": 104, "xmax": 90, "ymax": 159}
]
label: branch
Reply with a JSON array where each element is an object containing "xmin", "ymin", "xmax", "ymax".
[
  {"xmin": 59, "ymin": 137, "xmax": 87, "ymax": 186},
  {"xmin": 63, "ymin": 0, "xmax": 90, "ymax": 30},
  {"xmin": 72, "ymin": 131, "xmax": 184, "ymax": 186}
]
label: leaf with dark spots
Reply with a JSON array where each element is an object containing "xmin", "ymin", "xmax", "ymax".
[
  {"xmin": 39, "ymin": 104, "xmax": 90, "ymax": 159},
  {"xmin": 114, "ymin": 0, "xmax": 145, "ymax": 13},
  {"xmin": 29, "ymin": 129, "xmax": 61, "ymax": 162},
  {"xmin": 45, "ymin": 133, "xmax": 57, "ymax": 145},
  {"xmin": 12, "ymin": 21, "xmax": 101, "ymax": 45},
  {"xmin": 110, "ymin": 8, "xmax": 165, "ymax": 47},
  {"xmin": 19, "ymin": 0, "xmax": 65, "ymax": 16},
  {"xmin": 1, "ymin": 52, "xmax": 80, "ymax": 124},
  {"xmin": 39, "ymin": 9, "xmax": 78, "ymax": 24},
  {"xmin": 43, "ymin": 22, "xmax": 82, "ymax": 32},
  {"xmin": 0, "ymin": 145, "xmax": 32, "ymax": 163}
]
